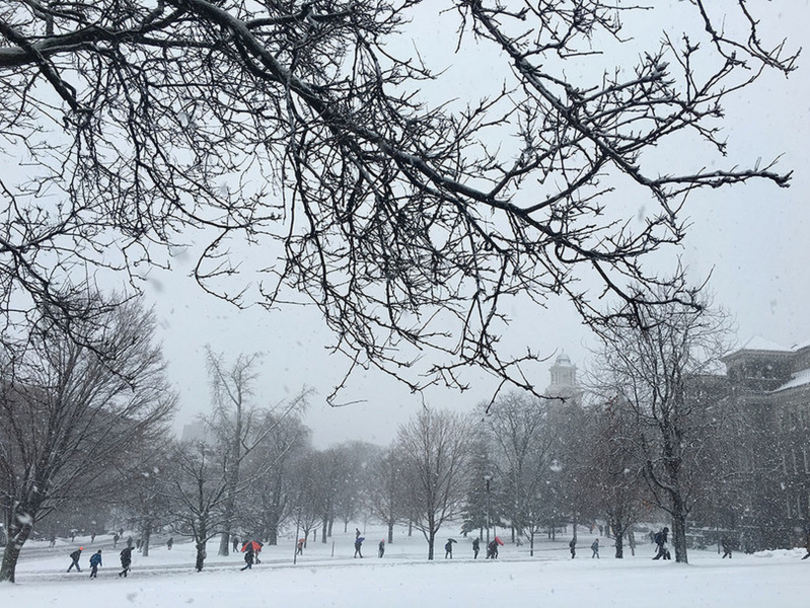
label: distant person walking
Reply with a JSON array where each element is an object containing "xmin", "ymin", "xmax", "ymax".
[
  {"xmin": 721, "ymin": 537, "xmax": 733, "ymax": 559},
  {"xmin": 354, "ymin": 536, "xmax": 364, "ymax": 558},
  {"xmin": 241, "ymin": 545, "xmax": 254, "ymax": 571},
  {"xmin": 569, "ymin": 537, "xmax": 576, "ymax": 559},
  {"xmin": 167, "ymin": 537, "xmax": 173, "ymax": 550},
  {"xmin": 67, "ymin": 547, "xmax": 83, "ymax": 572},
  {"xmin": 486, "ymin": 539, "xmax": 499, "ymax": 559},
  {"xmin": 802, "ymin": 529, "xmax": 810, "ymax": 560},
  {"xmin": 591, "ymin": 538, "xmax": 600, "ymax": 559},
  {"xmin": 297, "ymin": 538, "xmax": 305, "ymax": 555},
  {"xmin": 378, "ymin": 540, "xmax": 385, "ymax": 558},
  {"xmin": 89, "ymin": 550, "xmax": 102, "ymax": 578},
  {"xmin": 119, "ymin": 546, "xmax": 133, "ymax": 577},
  {"xmin": 445, "ymin": 540, "xmax": 453, "ymax": 559},
  {"xmin": 232, "ymin": 536, "xmax": 239, "ymax": 552},
  {"xmin": 356, "ymin": 528, "xmax": 361, "ymax": 539},
  {"xmin": 113, "ymin": 533, "xmax": 119, "ymax": 548},
  {"xmin": 653, "ymin": 527, "xmax": 670, "ymax": 560},
  {"xmin": 472, "ymin": 537, "xmax": 480, "ymax": 559}
]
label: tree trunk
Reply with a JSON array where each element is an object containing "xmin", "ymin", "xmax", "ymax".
[
  {"xmin": 0, "ymin": 522, "xmax": 32, "ymax": 583},
  {"xmin": 142, "ymin": 522, "xmax": 152, "ymax": 557},
  {"xmin": 387, "ymin": 519, "xmax": 395, "ymax": 544},
  {"xmin": 195, "ymin": 542, "xmax": 206, "ymax": 572},
  {"xmin": 0, "ymin": 501, "xmax": 36, "ymax": 583},
  {"xmin": 671, "ymin": 508, "xmax": 689, "ymax": 564}
]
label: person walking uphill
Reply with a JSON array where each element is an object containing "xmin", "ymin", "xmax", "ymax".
[
  {"xmin": 354, "ymin": 536, "xmax": 364, "ymax": 558},
  {"xmin": 119, "ymin": 546, "xmax": 133, "ymax": 577},
  {"xmin": 67, "ymin": 547, "xmax": 83, "ymax": 572},
  {"xmin": 591, "ymin": 538, "xmax": 600, "ymax": 558},
  {"xmin": 89, "ymin": 550, "xmax": 102, "ymax": 578}
]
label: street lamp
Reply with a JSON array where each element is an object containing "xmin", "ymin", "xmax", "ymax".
[{"xmin": 483, "ymin": 474, "xmax": 492, "ymax": 545}]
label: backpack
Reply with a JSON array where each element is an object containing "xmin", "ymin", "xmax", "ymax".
[
  {"xmin": 654, "ymin": 532, "xmax": 663, "ymax": 545},
  {"xmin": 70, "ymin": 550, "xmax": 81, "ymax": 560}
]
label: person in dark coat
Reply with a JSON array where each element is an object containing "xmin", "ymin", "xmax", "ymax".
[
  {"xmin": 486, "ymin": 539, "xmax": 499, "ymax": 559},
  {"xmin": 472, "ymin": 537, "xmax": 480, "ymax": 559},
  {"xmin": 378, "ymin": 540, "xmax": 385, "ymax": 558},
  {"xmin": 653, "ymin": 527, "xmax": 670, "ymax": 560},
  {"xmin": 119, "ymin": 546, "xmax": 133, "ymax": 577},
  {"xmin": 89, "ymin": 549, "xmax": 102, "ymax": 578},
  {"xmin": 721, "ymin": 537, "xmax": 733, "ymax": 559},
  {"xmin": 167, "ymin": 537, "xmax": 173, "ymax": 550},
  {"xmin": 232, "ymin": 536, "xmax": 239, "ymax": 552},
  {"xmin": 296, "ymin": 538, "xmax": 304, "ymax": 555},
  {"xmin": 67, "ymin": 547, "xmax": 83, "ymax": 572},
  {"xmin": 591, "ymin": 538, "xmax": 600, "ymax": 558},
  {"xmin": 445, "ymin": 540, "xmax": 453, "ymax": 559},
  {"xmin": 354, "ymin": 537, "xmax": 364, "ymax": 558},
  {"xmin": 241, "ymin": 544, "xmax": 254, "ymax": 571},
  {"xmin": 569, "ymin": 537, "xmax": 576, "ymax": 559}
]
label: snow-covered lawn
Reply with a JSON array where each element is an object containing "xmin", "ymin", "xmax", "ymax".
[{"xmin": 2, "ymin": 527, "xmax": 807, "ymax": 607}]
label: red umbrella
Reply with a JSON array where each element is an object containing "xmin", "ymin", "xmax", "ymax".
[
  {"xmin": 494, "ymin": 536, "xmax": 504, "ymax": 546},
  {"xmin": 241, "ymin": 540, "xmax": 262, "ymax": 553}
]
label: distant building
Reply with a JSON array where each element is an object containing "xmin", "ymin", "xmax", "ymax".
[
  {"xmin": 545, "ymin": 352, "xmax": 581, "ymax": 403},
  {"xmin": 721, "ymin": 337, "xmax": 810, "ymax": 550},
  {"xmin": 181, "ymin": 420, "xmax": 209, "ymax": 443}
]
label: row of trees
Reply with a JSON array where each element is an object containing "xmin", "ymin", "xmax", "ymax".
[{"xmin": 3, "ymin": 286, "xmax": 801, "ymax": 581}]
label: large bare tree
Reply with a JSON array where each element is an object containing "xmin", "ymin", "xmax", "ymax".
[
  {"xmin": 0, "ymin": 1, "xmax": 798, "ymax": 400},
  {"xmin": 592, "ymin": 290, "xmax": 733, "ymax": 563},
  {"xmin": 397, "ymin": 407, "xmax": 471, "ymax": 560},
  {"xmin": 0, "ymin": 297, "xmax": 176, "ymax": 582}
]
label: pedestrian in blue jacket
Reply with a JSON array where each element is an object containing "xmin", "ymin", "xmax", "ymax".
[{"xmin": 89, "ymin": 550, "xmax": 102, "ymax": 578}]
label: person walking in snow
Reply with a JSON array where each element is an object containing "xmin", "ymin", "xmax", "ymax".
[
  {"xmin": 354, "ymin": 537, "xmax": 364, "ymax": 558},
  {"xmin": 296, "ymin": 538, "xmax": 304, "ymax": 555},
  {"xmin": 378, "ymin": 540, "xmax": 385, "ymax": 558},
  {"xmin": 591, "ymin": 538, "xmax": 600, "ymax": 559},
  {"xmin": 486, "ymin": 539, "xmax": 499, "ymax": 559},
  {"xmin": 241, "ymin": 544, "xmax": 254, "ymax": 571},
  {"xmin": 569, "ymin": 537, "xmax": 576, "ymax": 559},
  {"xmin": 472, "ymin": 537, "xmax": 480, "ymax": 559},
  {"xmin": 167, "ymin": 537, "xmax": 173, "ymax": 550},
  {"xmin": 67, "ymin": 547, "xmax": 83, "ymax": 572},
  {"xmin": 445, "ymin": 540, "xmax": 453, "ymax": 559},
  {"xmin": 89, "ymin": 550, "xmax": 102, "ymax": 578},
  {"xmin": 721, "ymin": 537, "xmax": 733, "ymax": 559},
  {"xmin": 119, "ymin": 546, "xmax": 133, "ymax": 577},
  {"xmin": 653, "ymin": 527, "xmax": 670, "ymax": 560}
]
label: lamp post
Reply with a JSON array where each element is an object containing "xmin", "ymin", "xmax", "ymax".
[{"xmin": 483, "ymin": 474, "xmax": 492, "ymax": 545}]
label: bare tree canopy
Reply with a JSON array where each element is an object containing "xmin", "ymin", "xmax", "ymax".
[{"xmin": 0, "ymin": 1, "xmax": 798, "ymax": 397}]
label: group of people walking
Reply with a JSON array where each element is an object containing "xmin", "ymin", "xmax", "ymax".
[{"xmin": 66, "ymin": 546, "xmax": 134, "ymax": 578}]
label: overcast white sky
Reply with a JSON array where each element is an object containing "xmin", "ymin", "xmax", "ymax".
[{"xmin": 138, "ymin": 2, "xmax": 810, "ymax": 449}]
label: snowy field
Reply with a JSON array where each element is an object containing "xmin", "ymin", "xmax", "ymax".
[{"xmin": 1, "ymin": 526, "xmax": 807, "ymax": 607}]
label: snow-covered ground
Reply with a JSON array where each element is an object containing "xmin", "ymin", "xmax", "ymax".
[{"xmin": 1, "ymin": 526, "xmax": 807, "ymax": 607}]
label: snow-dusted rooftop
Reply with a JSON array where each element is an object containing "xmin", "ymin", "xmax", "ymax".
[{"xmin": 776, "ymin": 368, "xmax": 810, "ymax": 392}]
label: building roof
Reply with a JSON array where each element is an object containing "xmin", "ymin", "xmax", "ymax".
[{"xmin": 775, "ymin": 368, "xmax": 810, "ymax": 392}]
